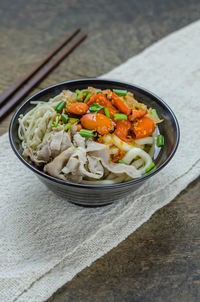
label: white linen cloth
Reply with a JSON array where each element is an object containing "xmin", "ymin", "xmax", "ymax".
[{"xmin": 1, "ymin": 20, "xmax": 200, "ymax": 302}]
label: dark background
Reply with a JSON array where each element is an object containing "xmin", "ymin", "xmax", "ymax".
[{"xmin": 0, "ymin": 1, "xmax": 200, "ymax": 301}]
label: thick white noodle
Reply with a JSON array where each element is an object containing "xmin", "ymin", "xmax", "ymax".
[
  {"xmin": 135, "ymin": 137, "xmax": 153, "ymax": 145},
  {"xmin": 122, "ymin": 147, "xmax": 152, "ymax": 174},
  {"xmin": 18, "ymin": 94, "xmax": 64, "ymax": 149},
  {"xmin": 149, "ymin": 130, "xmax": 157, "ymax": 158},
  {"xmin": 132, "ymin": 158, "xmax": 144, "ymax": 169},
  {"xmin": 111, "ymin": 135, "xmax": 133, "ymax": 151}
]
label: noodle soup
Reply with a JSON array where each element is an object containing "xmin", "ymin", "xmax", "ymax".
[{"xmin": 18, "ymin": 87, "xmax": 164, "ymax": 185}]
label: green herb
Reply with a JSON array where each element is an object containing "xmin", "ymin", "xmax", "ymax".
[
  {"xmin": 52, "ymin": 116, "xmax": 59, "ymax": 127},
  {"xmin": 145, "ymin": 163, "xmax": 155, "ymax": 174},
  {"xmin": 157, "ymin": 135, "xmax": 164, "ymax": 147},
  {"xmin": 152, "ymin": 109, "xmax": 159, "ymax": 118},
  {"xmin": 69, "ymin": 118, "xmax": 80, "ymax": 123},
  {"xmin": 61, "ymin": 114, "xmax": 69, "ymax": 123},
  {"xmin": 84, "ymin": 92, "xmax": 92, "ymax": 103},
  {"xmin": 113, "ymin": 89, "xmax": 127, "ymax": 96},
  {"xmin": 113, "ymin": 113, "xmax": 127, "ymax": 120},
  {"xmin": 54, "ymin": 100, "xmax": 66, "ymax": 112},
  {"xmin": 96, "ymin": 91, "xmax": 102, "ymax": 94},
  {"xmin": 118, "ymin": 159, "xmax": 127, "ymax": 165},
  {"xmin": 64, "ymin": 122, "xmax": 72, "ymax": 131},
  {"xmin": 76, "ymin": 90, "xmax": 90, "ymax": 102},
  {"xmin": 89, "ymin": 103, "xmax": 104, "ymax": 113},
  {"xmin": 104, "ymin": 107, "xmax": 110, "ymax": 118},
  {"xmin": 76, "ymin": 89, "xmax": 82, "ymax": 102},
  {"xmin": 79, "ymin": 129, "xmax": 94, "ymax": 138}
]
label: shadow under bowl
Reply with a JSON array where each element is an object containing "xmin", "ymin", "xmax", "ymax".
[{"xmin": 9, "ymin": 78, "xmax": 180, "ymax": 206}]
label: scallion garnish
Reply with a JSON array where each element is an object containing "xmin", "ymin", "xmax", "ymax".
[
  {"xmin": 76, "ymin": 89, "xmax": 82, "ymax": 102},
  {"xmin": 52, "ymin": 116, "xmax": 59, "ymax": 127},
  {"xmin": 104, "ymin": 107, "xmax": 110, "ymax": 118},
  {"xmin": 157, "ymin": 135, "xmax": 164, "ymax": 147},
  {"xmin": 96, "ymin": 91, "xmax": 102, "ymax": 94},
  {"xmin": 79, "ymin": 129, "xmax": 94, "ymax": 138},
  {"xmin": 113, "ymin": 113, "xmax": 127, "ymax": 120},
  {"xmin": 113, "ymin": 89, "xmax": 127, "ymax": 96},
  {"xmin": 89, "ymin": 103, "xmax": 104, "ymax": 113},
  {"xmin": 64, "ymin": 122, "xmax": 72, "ymax": 131},
  {"xmin": 152, "ymin": 109, "xmax": 159, "ymax": 118},
  {"xmin": 61, "ymin": 114, "xmax": 69, "ymax": 123},
  {"xmin": 118, "ymin": 159, "xmax": 127, "ymax": 165},
  {"xmin": 69, "ymin": 118, "xmax": 80, "ymax": 124},
  {"xmin": 54, "ymin": 100, "xmax": 66, "ymax": 112},
  {"xmin": 145, "ymin": 163, "xmax": 155, "ymax": 174},
  {"xmin": 84, "ymin": 92, "xmax": 92, "ymax": 103}
]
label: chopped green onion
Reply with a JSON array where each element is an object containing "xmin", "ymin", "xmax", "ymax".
[
  {"xmin": 76, "ymin": 89, "xmax": 82, "ymax": 102},
  {"xmin": 52, "ymin": 116, "xmax": 59, "ymax": 127},
  {"xmin": 118, "ymin": 159, "xmax": 127, "ymax": 165},
  {"xmin": 113, "ymin": 89, "xmax": 127, "ymax": 96},
  {"xmin": 61, "ymin": 114, "xmax": 69, "ymax": 123},
  {"xmin": 157, "ymin": 135, "xmax": 164, "ymax": 147},
  {"xmin": 96, "ymin": 91, "xmax": 102, "ymax": 94},
  {"xmin": 54, "ymin": 100, "xmax": 66, "ymax": 112},
  {"xmin": 69, "ymin": 118, "xmax": 79, "ymax": 123},
  {"xmin": 82, "ymin": 90, "xmax": 89, "ymax": 95},
  {"xmin": 79, "ymin": 129, "xmax": 94, "ymax": 138},
  {"xmin": 145, "ymin": 163, "xmax": 155, "ymax": 174},
  {"xmin": 104, "ymin": 107, "xmax": 110, "ymax": 118},
  {"xmin": 84, "ymin": 92, "xmax": 92, "ymax": 103},
  {"xmin": 113, "ymin": 113, "xmax": 127, "ymax": 120},
  {"xmin": 152, "ymin": 109, "xmax": 159, "ymax": 117},
  {"xmin": 64, "ymin": 122, "xmax": 72, "ymax": 131},
  {"xmin": 76, "ymin": 90, "xmax": 90, "ymax": 102},
  {"xmin": 89, "ymin": 103, "xmax": 104, "ymax": 113}
]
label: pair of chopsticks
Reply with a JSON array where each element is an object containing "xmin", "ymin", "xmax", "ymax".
[{"xmin": 0, "ymin": 28, "xmax": 87, "ymax": 122}]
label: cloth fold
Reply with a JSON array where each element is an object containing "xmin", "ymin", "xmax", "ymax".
[{"xmin": 1, "ymin": 20, "xmax": 200, "ymax": 302}]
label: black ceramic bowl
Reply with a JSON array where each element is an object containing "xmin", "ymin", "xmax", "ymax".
[{"xmin": 9, "ymin": 79, "xmax": 180, "ymax": 206}]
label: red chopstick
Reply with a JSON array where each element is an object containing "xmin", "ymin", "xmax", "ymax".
[{"xmin": 0, "ymin": 30, "xmax": 87, "ymax": 122}]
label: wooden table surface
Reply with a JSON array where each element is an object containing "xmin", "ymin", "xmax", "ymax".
[{"xmin": 1, "ymin": 1, "xmax": 200, "ymax": 301}]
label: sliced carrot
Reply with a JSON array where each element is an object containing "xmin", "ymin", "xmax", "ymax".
[
  {"xmin": 80, "ymin": 113, "xmax": 115, "ymax": 135},
  {"xmin": 76, "ymin": 124, "xmax": 82, "ymax": 131},
  {"xmin": 114, "ymin": 120, "xmax": 133, "ymax": 142},
  {"xmin": 111, "ymin": 92, "xmax": 131, "ymax": 115},
  {"xmin": 87, "ymin": 93, "xmax": 106, "ymax": 106},
  {"xmin": 128, "ymin": 109, "xmax": 147, "ymax": 121},
  {"xmin": 132, "ymin": 116, "xmax": 156, "ymax": 139},
  {"xmin": 68, "ymin": 102, "xmax": 88, "ymax": 115},
  {"xmin": 87, "ymin": 93, "xmax": 118, "ymax": 118}
]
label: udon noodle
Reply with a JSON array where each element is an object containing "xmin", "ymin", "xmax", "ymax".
[{"xmin": 18, "ymin": 87, "xmax": 163, "ymax": 184}]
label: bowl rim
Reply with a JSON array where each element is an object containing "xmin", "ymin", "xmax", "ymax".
[{"xmin": 9, "ymin": 78, "xmax": 180, "ymax": 189}]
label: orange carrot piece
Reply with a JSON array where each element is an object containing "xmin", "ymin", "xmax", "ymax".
[
  {"xmin": 128, "ymin": 109, "xmax": 147, "ymax": 121},
  {"xmin": 76, "ymin": 124, "xmax": 82, "ymax": 131},
  {"xmin": 111, "ymin": 92, "xmax": 131, "ymax": 115},
  {"xmin": 132, "ymin": 116, "xmax": 156, "ymax": 139},
  {"xmin": 80, "ymin": 113, "xmax": 115, "ymax": 135},
  {"xmin": 87, "ymin": 93, "xmax": 118, "ymax": 118},
  {"xmin": 87, "ymin": 93, "xmax": 106, "ymax": 106},
  {"xmin": 68, "ymin": 102, "xmax": 88, "ymax": 115},
  {"xmin": 114, "ymin": 120, "xmax": 133, "ymax": 142}
]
